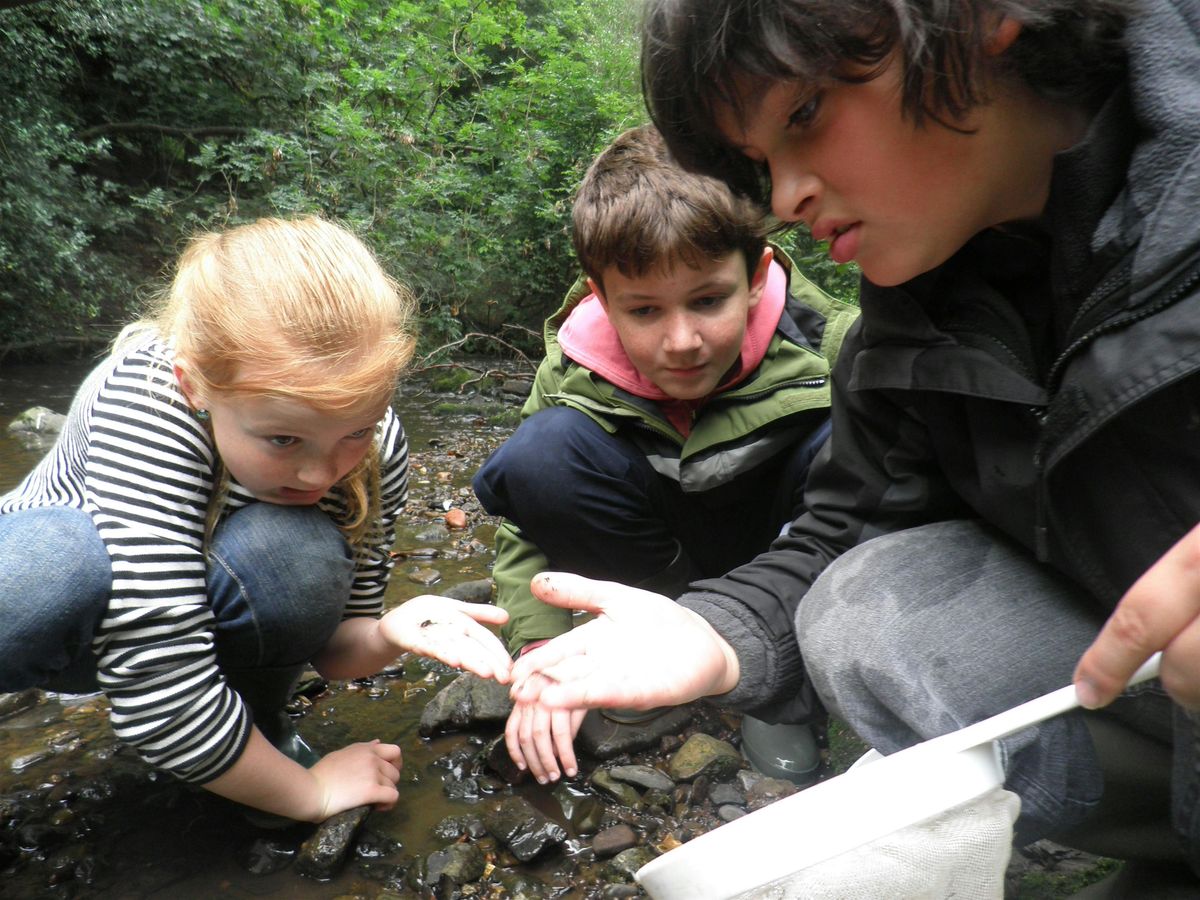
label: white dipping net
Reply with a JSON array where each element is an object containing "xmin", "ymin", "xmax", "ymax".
[{"xmin": 740, "ymin": 786, "xmax": 1021, "ymax": 900}]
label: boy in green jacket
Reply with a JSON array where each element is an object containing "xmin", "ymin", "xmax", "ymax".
[{"xmin": 473, "ymin": 124, "xmax": 858, "ymax": 784}]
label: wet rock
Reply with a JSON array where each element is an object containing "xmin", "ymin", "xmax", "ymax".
[
  {"xmin": 426, "ymin": 841, "xmax": 485, "ymax": 885},
  {"xmin": 415, "ymin": 524, "xmax": 452, "ymax": 542},
  {"xmin": 742, "ymin": 772, "xmax": 799, "ymax": 811},
  {"xmin": 442, "ymin": 775, "xmax": 482, "ymax": 801},
  {"xmin": 444, "ymin": 508, "xmax": 468, "ymax": 529},
  {"xmin": 441, "ymin": 579, "xmax": 495, "ymax": 604},
  {"xmin": 577, "ymin": 705, "xmax": 695, "ymax": 759},
  {"xmin": 606, "ymin": 846, "xmax": 657, "ymax": 881},
  {"xmin": 592, "ymin": 823, "xmax": 638, "ymax": 859},
  {"xmin": 407, "ymin": 566, "xmax": 443, "ymax": 586},
  {"xmin": 606, "ymin": 764, "xmax": 674, "ymax": 793},
  {"xmin": 708, "ymin": 782, "xmax": 745, "ymax": 806},
  {"xmin": 9, "ymin": 406, "xmax": 65, "ymax": 433},
  {"xmin": 500, "ymin": 379, "xmax": 531, "ymax": 398},
  {"xmin": 590, "ymin": 769, "xmax": 641, "ymax": 807},
  {"xmin": 483, "ymin": 734, "xmax": 528, "ymax": 785},
  {"xmin": 420, "ymin": 672, "xmax": 514, "ymax": 737},
  {"xmin": 0, "ymin": 689, "xmax": 41, "ymax": 719},
  {"xmin": 718, "ymin": 804, "xmax": 747, "ymax": 822},
  {"xmin": 9, "ymin": 407, "xmax": 66, "ymax": 452},
  {"xmin": 568, "ymin": 796, "xmax": 607, "ymax": 835},
  {"xmin": 434, "ymin": 816, "xmax": 484, "ymax": 844},
  {"xmin": 294, "ymin": 804, "xmax": 371, "ymax": 879},
  {"xmin": 484, "ymin": 796, "xmax": 567, "ymax": 862},
  {"xmin": 667, "ymin": 733, "xmax": 743, "ymax": 782},
  {"xmin": 354, "ymin": 828, "xmax": 401, "ymax": 859},
  {"xmin": 491, "ymin": 866, "xmax": 551, "ymax": 898},
  {"xmin": 10, "ymin": 750, "xmax": 51, "ymax": 773},
  {"xmin": 642, "ymin": 788, "xmax": 672, "ymax": 813},
  {"xmin": 603, "ymin": 885, "xmax": 643, "ymax": 899}
]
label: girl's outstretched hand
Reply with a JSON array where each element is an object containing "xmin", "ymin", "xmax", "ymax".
[
  {"xmin": 309, "ymin": 739, "xmax": 402, "ymax": 821},
  {"xmin": 379, "ymin": 595, "xmax": 512, "ymax": 683},
  {"xmin": 509, "ymin": 572, "xmax": 740, "ymax": 712}
]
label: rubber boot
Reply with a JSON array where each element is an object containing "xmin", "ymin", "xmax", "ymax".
[
  {"xmin": 223, "ymin": 664, "xmax": 320, "ymax": 768},
  {"xmin": 740, "ymin": 715, "xmax": 821, "ymax": 786},
  {"xmin": 633, "ymin": 538, "xmax": 701, "ymax": 600},
  {"xmin": 1050, "ymin": 710, "xmax": 1177, "ymax": 863}
]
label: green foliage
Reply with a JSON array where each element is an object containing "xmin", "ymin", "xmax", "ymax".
[
  {"xmin": 1, "ymin": 0, "xmax": 857, "ymax": 359},
  {"xmin": 778, "ymin": 228, "xmax": 862, "ymax": 306},
  {"xmin": 1, "ymin": 0, "xmax": 645, "ymax": 356}
]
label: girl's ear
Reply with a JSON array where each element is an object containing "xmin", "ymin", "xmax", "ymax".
[
  {"xmin": 747, "ymin": 246, "xmax": 774, "ymax": 309},
  {"xmin": 174, "ymin": 363, "xmax": 204, "ymax": 410},
  {"xmin": 984, "ymin": 15, "xmax": 1022, "ymax": 57}
]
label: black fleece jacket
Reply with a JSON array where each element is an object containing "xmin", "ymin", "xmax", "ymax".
[{"xmin": 684, "ymin": 0, "xmax": 1200, "ymax": 724}]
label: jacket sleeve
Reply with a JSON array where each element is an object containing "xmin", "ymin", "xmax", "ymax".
[
  {"xmin": 680, "ymin": 317, "xmax": 969, "ymax": 722},
  {"xmin": 493, "ymin": 521, "xmax": 573, "ymax": 655}
]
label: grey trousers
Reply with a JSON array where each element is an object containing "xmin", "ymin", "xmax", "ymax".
[{"xmin": 796, "ymin": 520, "xmax": 1186, "ymax": 856}]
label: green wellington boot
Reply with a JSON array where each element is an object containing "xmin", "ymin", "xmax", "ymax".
[
  {"xmin": 224, "ymin": 664, "xmax": 320, "ymax": 768},
  {"xmin": 740, "ymin": 715, "xmax": 821, "ymax": 786}
]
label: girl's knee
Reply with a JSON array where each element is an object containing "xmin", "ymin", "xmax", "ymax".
[{"xmin": 208, "ymin": 504, "xmax": 351, "ymax": 653}]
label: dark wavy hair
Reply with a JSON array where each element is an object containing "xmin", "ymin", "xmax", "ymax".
[{"xmin": 642, "ymin": 0, "xmax": 1132, "ymax": 203}]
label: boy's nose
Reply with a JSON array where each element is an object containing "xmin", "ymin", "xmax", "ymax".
[
  {"xmin": 770, "ymin": 162, "xmax": 820, "ymax": 225},
  {"xmin": 663, "ymin": 318, "xmax": 702, "ymax": 353}
]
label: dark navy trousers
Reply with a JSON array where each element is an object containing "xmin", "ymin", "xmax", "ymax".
[{"xmin": 473, "ymin": 406, "xmax": 831, "ymax": 589}]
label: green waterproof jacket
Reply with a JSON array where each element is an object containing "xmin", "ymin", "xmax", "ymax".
[{"xmin": 493, "ymin": 248, "xmax": 860, "ymax": 653}]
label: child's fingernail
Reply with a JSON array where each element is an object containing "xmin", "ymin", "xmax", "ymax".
[{"xmin": 537, "ymin": 776, "xmax": 547, "ymax": 785}]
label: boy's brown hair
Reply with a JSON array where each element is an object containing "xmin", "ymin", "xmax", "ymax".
[{"xmin": 571, "ymin": 124, "xmax": 768, "ymax": 291}]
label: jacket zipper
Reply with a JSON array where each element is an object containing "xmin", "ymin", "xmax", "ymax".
[{"xmin": 1033, "ymin": 261, "xmax": 1200, "ymax": 559}]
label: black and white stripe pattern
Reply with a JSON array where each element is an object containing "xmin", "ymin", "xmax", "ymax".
[{"xmin": 1, "ymin": 336, "xmax": 408, "ymax": 782}]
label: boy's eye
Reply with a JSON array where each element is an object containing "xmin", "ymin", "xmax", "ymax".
[
  {"xmin": 694, "ymin": 295, "xmax": 724, "ymax": 309},
  {"xmin": 787, "ymin": 92, "xmax": 823, "ymax": 128},
  {"xmin": 629, "ymin": 306, "xmax": 656, "ymax": 318},
  {"xmin": 269, "ymin": 435, "xmax": 297, "ymax": 447},
  {"xmin": 347, "ymin": 427, "xmax": 372, "ymax": 439}
]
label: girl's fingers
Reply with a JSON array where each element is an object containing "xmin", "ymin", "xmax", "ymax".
[{"xmin": 552, "ymin": 708, "xmax": 579, "ymax": 778}]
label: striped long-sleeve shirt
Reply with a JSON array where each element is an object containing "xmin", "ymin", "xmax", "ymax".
[{"xmin": 0, "ymin": 336, "xmax": 409, "ymax": 782}]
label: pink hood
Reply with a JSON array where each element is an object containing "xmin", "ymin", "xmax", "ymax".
[{"xmin": 557, "ymin": 258, "xmax": 788, "ymax": 435}]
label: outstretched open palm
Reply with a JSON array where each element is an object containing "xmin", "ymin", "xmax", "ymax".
[{"xmin": 510, "ymin": 572, "xmax": 739, "ymax": 711}]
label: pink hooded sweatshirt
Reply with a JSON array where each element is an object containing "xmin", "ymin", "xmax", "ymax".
[{"xmin": 556, "ymin": 258, "xmax": 788, "ymax": 436}]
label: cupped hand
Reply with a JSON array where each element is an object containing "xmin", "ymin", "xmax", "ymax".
[
  {"xmin": 379, "ymin": 595, "xmax": 512, "ymax": 683},
  {"xmin": 509, "ymin": 572, "xmax": 740, "ymax": 712},
  {"xmin": 1075, "ymin": 521, "xmax": 1200, "ymax": 710},
  {"xmin": 504, "ymin": 699, "xmax": 586, "ymax": 784},
  {"xmin": 309, "ymin": 739, "xmax": 402, "ymax": 821}
]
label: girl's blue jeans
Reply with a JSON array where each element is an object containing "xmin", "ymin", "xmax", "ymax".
[
  {"xmin": 797, "ymin": 519, "xmax": 1187, "ymax": 856},
  {"xmin": 0, "ymin": 503, "xmax": 353, "ymax": 703}
]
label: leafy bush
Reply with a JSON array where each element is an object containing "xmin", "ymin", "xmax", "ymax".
[
  {"xmin": 2, "ymin": 0, "xmax": 857, "ymax": 361},
  {"xmin": 1, "ymin": 0, "xmax": 645, "ymax": 358}
]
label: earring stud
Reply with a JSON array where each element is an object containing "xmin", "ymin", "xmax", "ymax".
[{"xmin": 194, "ymin": 408, "xmax": 210, "ymax": 422}]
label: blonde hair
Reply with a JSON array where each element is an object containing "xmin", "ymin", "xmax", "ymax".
[{"xmin": 124, "ymin": 215, "xmax": 417, "ymax": 546}]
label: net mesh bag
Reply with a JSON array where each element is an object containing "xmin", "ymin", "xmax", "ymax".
[{"xmin": 739, "ymin": 786, "xmax": 1021, "ymax": 900}]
